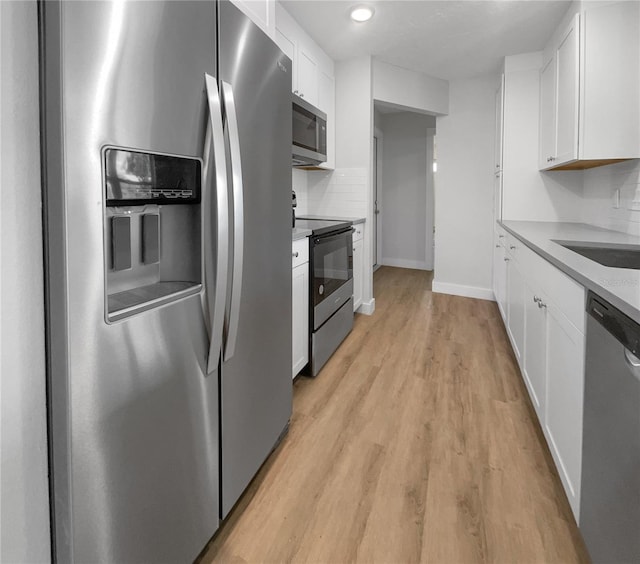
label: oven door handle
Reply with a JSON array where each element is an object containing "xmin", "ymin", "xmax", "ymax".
[{"xmin": 313, "ymin": 228, "xmax": 354, "ymax": 246}]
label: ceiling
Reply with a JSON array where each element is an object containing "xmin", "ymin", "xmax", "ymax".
[{"xmin": 279, "ymin": 0, "xmax": 571, "ymax": 80}]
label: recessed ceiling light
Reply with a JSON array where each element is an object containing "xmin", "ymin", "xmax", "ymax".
[{"xmin": 350, "ymin": 5, "xmax": 375, "ymax": 23}]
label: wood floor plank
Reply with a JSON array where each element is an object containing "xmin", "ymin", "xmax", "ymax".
[{"xmin": 198, "ymin": 266, "xmax": 589, "ymax": 564}]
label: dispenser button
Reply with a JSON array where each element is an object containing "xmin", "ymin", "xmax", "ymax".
[
  {"xmin": 111, "ymin": 216, "xmax": 131, "ymax": 271},
  {"xmin": 142, "ymin": 214, "xmax": 160, "ymax": 264}
]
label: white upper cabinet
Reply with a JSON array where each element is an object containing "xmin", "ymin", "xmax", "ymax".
[
  {"xmin": 296, "ymin": 47, "xmax": 319, "ymax": 106},
  {"xmin": 230, "ymin": 0, "xmax": 275, "ymax": 39},
  {"xmin": 494, "ymin": 74, "xmax": 505, "ymax": 174},
  {"xmin": 539, "ymin": 2, "xmax": 640, "ymax": 171},
  {"xmin": 318, "ymin": 71, "xmax": 336, "ymax": 170},
  {"xmin": 275, "ymin": 3, "xmax": 336, "ymax": 169}
]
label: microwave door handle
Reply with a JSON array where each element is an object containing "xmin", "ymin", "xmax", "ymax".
[
  {"xmin": 204, "ymin": 73, "xmax": 229, "ymax": 375},
  {"xmin": 221, "ymin": 81, "xmax": 244, "ymax": 362}
]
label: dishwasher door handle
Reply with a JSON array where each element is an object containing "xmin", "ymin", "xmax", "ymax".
[{"xmin": 623, "ymin": 348, "xmax": 640, "ymax": 380}]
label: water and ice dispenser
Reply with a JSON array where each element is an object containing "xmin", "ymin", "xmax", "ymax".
[{"xmin": 104, "ymin": 148, "xmax": 202, "ymax": 321}]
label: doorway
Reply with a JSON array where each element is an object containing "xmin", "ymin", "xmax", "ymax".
[{"xmin": 373, "ymin": 102, "xmax": 436, "ymax": 273}]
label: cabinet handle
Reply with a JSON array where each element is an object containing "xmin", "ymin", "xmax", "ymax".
[
  {"xmin": 533, "ymin": 295, "xmax": 540, "ymax": 303},
  {"xmin": 498, "ymin": 235, "xmax": 505, "ymax": 239},
  {"xmin": 294, "ymin": 90, "xmax": 299, "ymax": 95},
  {"xmin": 495, "ymin": 244, "xmax": 500, "ymax": 248},
  {"xmin": 510, "ymin": 245, "xmax": 516, "ymax": 250},
  {"xmin": 537, "ymin": 300, "xmax": 547, "ymax": 309},
  {"xmin": 504, "ymin": 257, "xmax": 510, "ymax": 262},
  {"xmin": 300, "ymin": 93, "xmax": 304, "ymax": 98},
  {"xmin": 293, "ymin": 251, "xmax": 299, "ymax": 258},
  {"xmin": 353, "ymin": 247, "xmax": 356, "ymax": 251}
]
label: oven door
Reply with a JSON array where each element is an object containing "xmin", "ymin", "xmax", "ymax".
[{"xmin": 311, "ymin": 228, "xmax": 353, "ymax": 330}]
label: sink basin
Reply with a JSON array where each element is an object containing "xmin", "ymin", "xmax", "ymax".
[{"xmin": 554, "ymin": 240, "xmax": 640, "ymax": 269}]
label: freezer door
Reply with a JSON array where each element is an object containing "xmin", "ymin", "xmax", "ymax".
[
  {"xmin": 218, "ymin": 1, "xmax": 293, "ymax": 517},
  {"xmin": 41, "ymin": 2, "xmax": 221, "ymax": 562}
]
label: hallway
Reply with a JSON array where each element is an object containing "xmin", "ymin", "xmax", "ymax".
[{"xmin": 200, "ymin": 266, "xmax": 588, "ymax": 563}]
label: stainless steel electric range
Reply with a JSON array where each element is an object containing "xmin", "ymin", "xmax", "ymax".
[{"xmin": 295, "ymin": 219, "xmax": 354, "ymax": 376}]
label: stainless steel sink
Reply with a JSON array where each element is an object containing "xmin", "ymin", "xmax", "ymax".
[{"xmin": 554, "ymin": 240, "xmax": 640, "ymax": 269}]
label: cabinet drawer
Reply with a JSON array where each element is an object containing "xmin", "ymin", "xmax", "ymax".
[
  {"xmin": 508, "ymin": 236, "xmax": 585, "ymax": 333},
  {"xmin": 352, "ymin": 224, "xmax": 364, "ymax": 243},
  {"xmin": 292, "ymin": 238, "xmax": 309, "ymax": 268}
]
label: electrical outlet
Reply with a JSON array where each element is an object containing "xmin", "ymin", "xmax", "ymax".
[{"xmin": 630, "ymin": 186, "xmax": 640, "ymax": 211}]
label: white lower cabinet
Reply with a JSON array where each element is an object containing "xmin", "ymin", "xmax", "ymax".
[
  {"xmin": 292, "ymin": 238, "xmax": 309, "ymax": 378},
  {"xmin": 523, "ymin": 286, "xmax": 547, "ymax": 418},
  {"xmin": 493, "ymin": 226, "xmax": 585, "ymax": 522},
  {"xmin": 506, "ymin": 255, "xmax": 525, "ymax": 363},
  {"xmin": 544, "ymin": 304, "xmax": 584, "ymax": 519},
  {"xmin": 352, "ymin": 225, "xmax": 364, "ymax": 311}
]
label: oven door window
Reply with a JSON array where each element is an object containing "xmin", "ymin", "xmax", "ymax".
[{"xmin": 313, "ymin": 232, "xmax": 353, "ymax": 308}]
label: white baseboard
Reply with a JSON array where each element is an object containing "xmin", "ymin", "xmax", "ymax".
[
  {"xmin": 431, "ymin": 281, "xmax": 495, "ymax": 301},
  {"xmin": 357, "ymin": 298, "xmax": 375, "ymax": 315},
  {"xmin": 381, "ymin": 258, "xmax": 429, "ymax": 271}
]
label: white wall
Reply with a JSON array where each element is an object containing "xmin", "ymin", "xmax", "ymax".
[
  {"xmin": 433, "ymin": 74, "xmax": 496, "ymax": 300},
  {"xmin": 378, "ymin": 112, "xmax": 435, "ymax": 270},
  {"xmin": 373, "ymin": 60, "xmax": 449, "ymax": 116},
  {"xmin": 334, "ymin": 56, "xmax": 375, "ymax": 312},
  {"xmin": 0, "ymin": 1, "xmax": 51, "ymax": 561}
]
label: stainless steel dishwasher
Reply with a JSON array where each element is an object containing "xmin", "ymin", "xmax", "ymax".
[{"xmin": 580, "ymin": 291, "xmax": 640, "ymax": 563}]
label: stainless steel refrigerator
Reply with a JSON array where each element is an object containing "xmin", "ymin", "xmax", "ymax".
[{"xmin": 39, "ymin": 1, "xmax": 292, "ymax": 561}]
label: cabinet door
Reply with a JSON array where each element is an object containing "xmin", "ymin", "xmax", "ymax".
[
  {"xmin": 554, "ymin": 14, "xmax": 580, "ymax": 166},
  {"xmin": 539, "ymin": 55, "xmax": 556, "ymax": 169},
  {"xmin": 317, "ymin": 71, "xmax": 335, "ymax": 170},
  {"xmin": 506, "ymin": 258, "xmax": 525, "ymax": 363},
  {"xmin": 493, "ymin": 238, "xmax": 507, "ymax": 321},
  {"xmin": 292, "ymin": 262, "xmax": 309, "ymax": 377},
  {"xmin": 275, "ymin": 28, "xmax": 296, "ymax": 91},
  {"xmin": 494, "ymin": 75, "xmax": 504, "ymax": 174},
  {"xmin": 523, "ymin": 286, "xmax": 547, "ymax": 418},
  {"xmin": 544, "ymin": 304, "xmax": 584, "ymax": 520},
  {"xmin": 352, "ymin": 237, "xmax": 364, "ymax": 311},
  {"xmin": 296, "ymin": 47, "xmax": 318, "ymax": 106}
]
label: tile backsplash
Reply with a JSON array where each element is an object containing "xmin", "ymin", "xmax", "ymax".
[
  {"xmin": 582, "ymin": 160, "xmax": 640, "ymax": 236},
  {"xmin": 292, "ymin": 167, "xmax": 368, "ymax": 218}
]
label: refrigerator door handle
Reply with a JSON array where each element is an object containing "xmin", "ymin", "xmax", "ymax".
[
  {"xmin": 221, "ymin": 81, "xmax": 244, "ymax": 362},
  {"xmin": 204, "ymin": 73, "xmax": 229, "ymax": 374}
]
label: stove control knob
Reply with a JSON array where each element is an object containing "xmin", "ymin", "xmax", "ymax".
[{"xmin": 319, "ymin": 284, "xmax": 324, "ymax": 295}]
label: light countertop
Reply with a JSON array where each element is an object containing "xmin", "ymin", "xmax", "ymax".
[
  {"xmin": 500, "ymin": 220, "xmax": 640, "ymax": 324},
  {"xmin": 292, "ymin": 227, "xmax": 312, "ymax": 241},
  {"xmin": 297, "ymin": 214, "xmax": 366, "ymax": 225}
]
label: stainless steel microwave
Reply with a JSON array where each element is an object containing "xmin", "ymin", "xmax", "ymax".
[{"xmin": 292, "ymin": 94, "xmax": 327, "ymax": 167}]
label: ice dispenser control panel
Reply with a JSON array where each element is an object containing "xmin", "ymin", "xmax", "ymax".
[
  {"xmin": 104, "ymin": 147, "xmax": 203, "ymax": 321},
  {"xmin": 105, "ymin": 148, "xmax": 201, "ymax": 206}
]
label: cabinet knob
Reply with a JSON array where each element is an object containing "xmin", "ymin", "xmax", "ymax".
[
  {"xmin": 537, "ymin": 300, "xmax": 547, "ymax": 309},
  {"xmin": 510, "ymin": 245, "xmax": 516, "ymax": 250},
  {"xmin": 498, "ymin": 235, "xmax": 505, "ymax": 239},
  {"xmin": 293, "ymin": 251, "xmax": 299, "ymax": 258},
  {"xmin": 300, "ymin": 93, "xmax": 304, "ymax": 98},
  {"xmin": 353, "ymin": 247, "xmax": 356, "ymax": 251},
  {"xmin": 495, "ymin": 244, "xmax": 500, "ymax": 248},
  {"xmin": 533, "ymin": 295, "xmax": 540, "ymax": 303},
  {"xmin": 504, "ymin": 257, "xmax": 510, "ymax": 262},
  {"xmin": 294, "ymin": 90, "xmax": 299, "ymax": 95}
]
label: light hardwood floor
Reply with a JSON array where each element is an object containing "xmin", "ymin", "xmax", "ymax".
[{"xmin": 199, "ymin": 266, "xmax": 589, "ymax": 563}]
